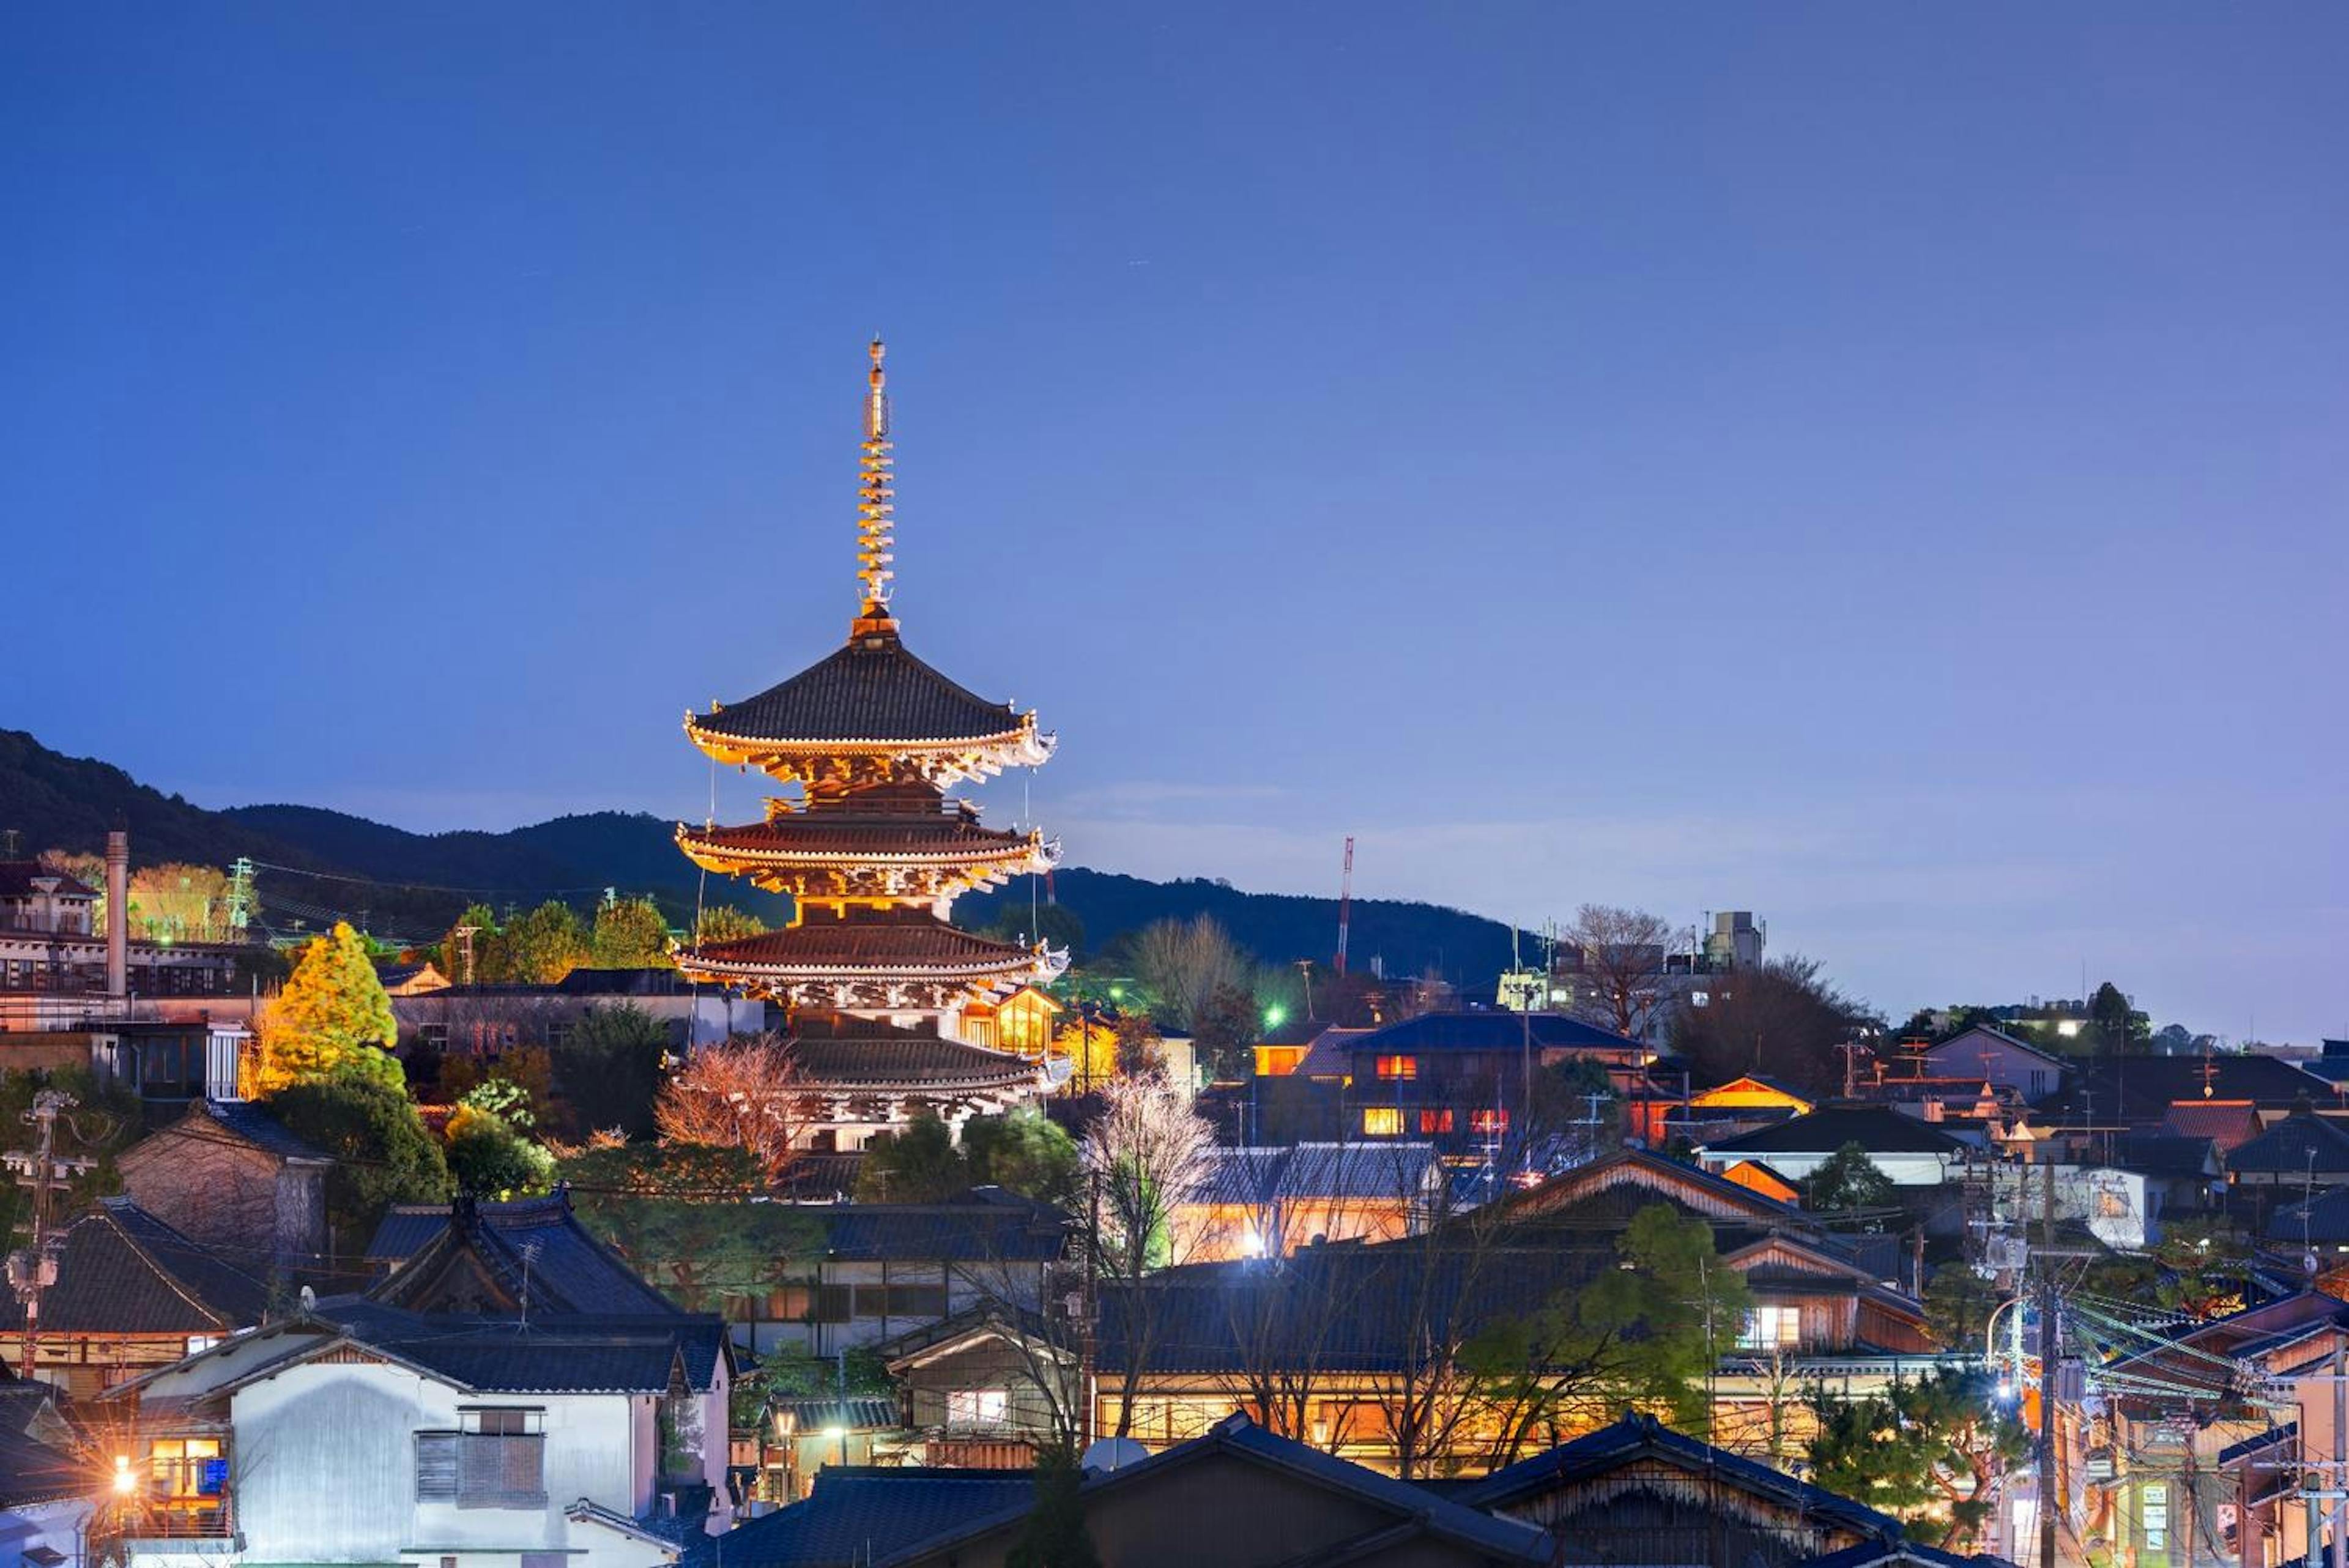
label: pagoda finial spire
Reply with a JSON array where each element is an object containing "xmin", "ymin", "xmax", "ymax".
[{"xmin": 852, "ymin": 336, "xmax": 898, "ymax": 636}]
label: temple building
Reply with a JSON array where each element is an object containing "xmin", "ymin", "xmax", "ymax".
[{"xmin": 672, "ymin": 341, "xmax": 1064, "ymax": 1150}]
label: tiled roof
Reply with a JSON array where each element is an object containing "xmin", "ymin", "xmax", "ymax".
[
  {"xmin": 0, "ymin": 861, "xmax": 98, "ymax": 901},
  {"xmin": 773, "ymin": 1397, "xmax": 903, "ymax": 1433},
  {"xmin": 1200, "ymin": 1142, "xmax": 1442, "ymax": 1206},
  {"xmin": 818, "ymin": 1196, "xmax": 1074, "ymax": 1265},
  {"xmin": 2118, "ymin": 1133, "xmax": 2222, "ymax": 1178},
  {"xmin": 683, "ymin": 814, "xmax": 1036, "ymax": 862},
  {"xmin": 683, "ymin": 912, "xmax": 1042, "ymax": 973},
  {"xmin": 1461, "ymin": 1411, "xmax": 1906, "ymax": 1542},
  {"xmin": 1290, "ymin": 1025, "xmax": 1371, "ymax": 1078},
  {"xmin": 2227, "ymin": 1113, "xmax": 2349, "ymax": 1175},
  {"xmin": 786, "ymin": 1033, "xmax": 1039, "ymax": 1093},
  {"xmin": 2052, "ymin": 1055, "xmax": 2328, "ymax": 1123},
  {"xmin": 2266, "ymin": 1186, "xmax": 2349, "ymax": 1246},
  {"xmin": 310, "ymin": 1302, "xmax": 732, "ymax": 1393},
  {"xmin": 1343, "ymin": 1011, "xmax": 1646, "ymax": 1055},
  {"xmin": 2159, "ymin": 1099, "xmax": 2266, "ymax": 1151},
  {"xmin": 552, "ymin": 967, "xmax": 705, "ymax": 997},
  {"xmin": 1701, "ymin": 1104, "xmax": 1969, "ymax": 1156},
  {"xmin": 677, "ymin": 1468, "xmax": 1038, "ymax": 1568},
  {"xmin": 363, "ymin": 1194, "xmax": 683, "ymax": 1317},
  {"xmin": 0, "ymin": 1424, "xmax": 86, "ymax": 1508},
  {"xmin": 0, "ymin": 1199, "xmax": 270, "ymax": 1334},
  {"xmin": 194, "ymin": 1098, "xmax": 330, "ymax": 1162},
  {"xmin": 693, "ymin": 632, "xmax": 1028, "ymax": 748}
]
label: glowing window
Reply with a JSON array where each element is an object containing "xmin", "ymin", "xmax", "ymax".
[
  {"xmin": 1362, "ymin": 1107, "xmax": 1402, "ymax": 1137},
  {"xmin": 1419, "ymin": 1109, "xmax": 1454, "ymax": 1135},
  {"xmin": 946, "ymin": 1389, "xmax": 1008, "ymax": 1428},
  {"xmin": 1375, "ymin": 1055, "xmax": 1418, "ymax": 1081},
  {"xmin": 1739, "ymin": 1307, "xmax": 1802, "ymax": 1349},
  {"xmin": 1470, "ymin": 1108, "xmax": 1510, "ymax": 1135}
]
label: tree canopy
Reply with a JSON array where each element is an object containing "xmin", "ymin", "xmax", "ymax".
[
  {"xmin": 591, "ymin": 897, "xmax": 674, "ymax": 969},
  {"xmin": 259, "ymin": 921, "xmax": 402, "ymax": 1093},
  {"xmin": 1808, "ymin": 1368, "xmax": 2029, "ymax": 1550},
  {"xmin": 265, "ymin": 1071, "xmax": 448, "ymax": 1246},
  {"xmin": 1803, "ymin": 1141, "xmax": 1896, "ymax": 1228},
  {"xmin": 554, "ymin": 1003, "xmax": 670, "ymax": 1139},
  {"xmin": 1669, "ymin": 956, "xmax": 1878, "ymax": 1096},
  {"xmin": 857, "ymin": 1107, "xmax": 1079, "ymax": 1206}
]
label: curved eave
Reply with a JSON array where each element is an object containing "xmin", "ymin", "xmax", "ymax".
[
  {"xmin": 681, "ymin": 712, "xmax": 1055, "ymax": 770},
  {"xmin": 674, "ymin": 946, "xmax": 1066, "ymax": 986},
  {"xmin": 797, "ymin": 1068, "xmax": 1044, "ymax": 1095},
  {"xmin": 673, "ymin": 823, "xmax": 1056, "ymax": 876}
]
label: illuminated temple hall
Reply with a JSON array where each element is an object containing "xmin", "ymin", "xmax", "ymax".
[{"xmin": 674, "ymin": 341, "xmax": 1066, "ymax": 1150}]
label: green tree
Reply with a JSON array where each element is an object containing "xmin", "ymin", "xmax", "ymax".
[
  {"xmin": 1803, "ymin": 1141, "xmax": 1896, "ymax": 1229},
  {"xmin": 964, "ymin": 1106, "xmax": 1080, "ymax": 1207},
  {"xmin": 0, "ymin": 1066, "xmax": 143, "ymax": 1241},
  {"xmin": 438, "ymin": 904, "xmax": 500, "ymax": 986},
  {"xmin": 858, "ymin": 1110, "xmax": 967, "ymax": 1202},
  {"xmin": 1923, "ymin": 1262, "xmax": 2003, "ymax": 1353},
  {"xmin": 554, "ymin": 1003, "xmax": 670, "ymax": 1139},
  {"xmin": 557, "ymin": 1141, "xmax": 816, "ymax": 1309},
  {"xmin": 503, "ymin": 901, "xmax": 591, "ymax": 984},
  {"xmin": 445, "ymin": 1104, "xmax": 554, "ymax": 1197},
  {"xmin": 266, "ymin": 1072, "xmax": 448, "ymax": 1246},
  {"xmin": 1005, "ymin": 1443, "xmax": 1102, "ymax": 1568},
  {"xmin": 259, "ymin": 922, "xmax": 402, "ymax": 1093},
  {"xmin": 694, "ymin": 905, "xmax": 767, "ymax": 946},
  {"xmin": 591, "ymin": 897, "xmax": 675, "ymax": 970},
  {"xmin": 1808, "ymin": 1368, "xmax": 2030, "ymax": 1550},
  {"xmin": 2088, "ymin": 981, "xmax": 2151, "ymax": 1052}
]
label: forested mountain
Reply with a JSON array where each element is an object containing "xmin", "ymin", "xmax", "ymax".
[{"xmin": 0, "ymin": 730, "xmax": 1518, "ymax": 991}]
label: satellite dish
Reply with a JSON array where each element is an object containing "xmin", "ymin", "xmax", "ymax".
[{"xmin": 1081, "ymin": 1437, "xmax": 1149, "ymax": 1473}]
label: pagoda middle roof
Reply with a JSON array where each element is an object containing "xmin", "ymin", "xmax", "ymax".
[
  {"xmin": 693, "ymin": 630, "xmax": 1030, "ymax": 749},
  {"xmin": 680, "ymin": 812, "xmax": 1039, "ymax": 863},
  {"xmin": 785, "ymin": 1016, "xmax": 1043, "ymax": 1093},
  {"xmin": 680, "ymin": 910, "xmax": 1044, "ymax": 976}
]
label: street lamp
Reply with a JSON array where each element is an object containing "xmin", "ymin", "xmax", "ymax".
[{"xmin": 822, "ymin": 1424, "xmax": 847, "ymax": 1466}]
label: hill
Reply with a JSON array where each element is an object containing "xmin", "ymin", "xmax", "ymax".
[{"xmin": 0, "ymin": 731, "xmax": 1520, "ymax": 991}]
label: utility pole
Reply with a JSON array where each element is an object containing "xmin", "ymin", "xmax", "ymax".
[
  {"xmin": 5, "ymin": 1091, "xmax": 94, "ymax": 1379},
  {"xmin": 455, "ymin": 924, "xmax": 479, "ymax": 986}
]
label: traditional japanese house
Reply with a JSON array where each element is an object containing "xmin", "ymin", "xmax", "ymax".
[{"xmin": 669, "ymin": 342, "xmax": 1060, "ymax": 1148}]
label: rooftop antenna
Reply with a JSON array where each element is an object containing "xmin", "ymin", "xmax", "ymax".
[
  {"xmin": 1334, "ymin": 838, "xmax": 1354, "ymax": 976},
  {"xmin": 519, "ymin": 1238, "xmax": 542, "ymax": 1331}
]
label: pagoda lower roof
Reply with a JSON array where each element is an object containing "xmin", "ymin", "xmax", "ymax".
[
  {"xmin": 785, "ymin": 1017, "xmax": 1043, "ymax": 1093},
  {"xmin": 677, "ymin": 911, "xmax": 1050, "ymax": 980},
  {"xmin": 676, "ymin": 813, "xmax": 1048, "ymax": 868},
  {"xmin": 688, "ymin": 628, "xmax": 1045, "ymax": 752}
]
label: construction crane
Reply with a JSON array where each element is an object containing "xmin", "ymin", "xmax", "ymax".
[{"xmin": 1334, "ymin": 837, "xmax": 1354, "ymax": 976}]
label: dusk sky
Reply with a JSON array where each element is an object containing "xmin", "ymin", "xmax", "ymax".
[{"xmin": 4, "ymin": 7, "xmax": 2342, "ymax": 1041}]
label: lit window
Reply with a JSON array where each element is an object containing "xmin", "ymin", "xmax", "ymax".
[
  {"xmin": 1739, "ymin": 1307, "xmax": 1802, "ymax": 1350},
  {"xmin": 1362, "ymin": 1107, "xmax": 1402, "ymax": 1137},
  {"xmin": 1375, "ymin": 1055, "xmax": 1418, "ymax": 1081},
  {"xmin": 1419, "ymin": 1109, "xmax": 1454, "ymax": 1135},
  {"xmin": 1471, "ymin": 1108, "xmax": 1510, "ymax": 1135},
  {"xmin": 2093, "ymin": 1188, "xmax": 2127, "ymax": 1219},
  {"xmin": 946, "ymin": 1389, "xmax": 1008, "ymax": 1429}
]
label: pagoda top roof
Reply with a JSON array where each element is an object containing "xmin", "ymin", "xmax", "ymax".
[{"xmin": 689, "ymin": 628, "xmax": 1039, "ymax": 752}]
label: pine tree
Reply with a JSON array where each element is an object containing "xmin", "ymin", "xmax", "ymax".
[
  {"xmin": 259, "ymin": 922, "xmax": 402, "ymax": 1092},
  {"xmin": 591, "ymin": 897, "xmax": 674, "ymax": 969}
]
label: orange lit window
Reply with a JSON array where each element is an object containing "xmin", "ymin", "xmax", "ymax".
[
  {"xmin": 1375, "ymin": 1055, "xmax": 1418, "ymax": 1080},
  {"xmin": 1471, "ymin": 1108, "xmax": 1510, "ymax": 1135},
  {"xmin": 1362, "ymin": 1107, "xmax": 1402, "ymax": 1137},
  {"xmin": 1419, "ymin": 1109, "xmax": 1454, "ymax": 1135}
]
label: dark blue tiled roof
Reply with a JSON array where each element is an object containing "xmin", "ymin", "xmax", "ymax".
[
  {"xmin": 198, "ymin": 1098, "xmax": 330, "ymax": 1162},
  {"xmin": 678, "ymin": 1468, "xmax": 1037, "ymax": 1568},
  {"xmin": 2226, "ymin": 1113, "xmax": 2349, "ymax": 1175},
  {"xmin": 314, "ymin": 1302, "xmax": 732, "ymax": 1393},
  {"xmin": 1702, "ymin": 1104, "xmax": 1969, "ymax": 1156},
  {"xmin": 0, "ymin": 1199, "xmax": 270, "ymax": 1334},
  {"xmin": 365, "ymin": 1194, "xmax": 684, "ymax": 1317},
  {"xmin": 818, "ymin": 1195, "xmax": 1072, "ymax": 1264}
]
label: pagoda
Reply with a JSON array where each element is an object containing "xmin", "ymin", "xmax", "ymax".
[{"xmin": 672, "ymin": 341, "xmax": 1066, "ymax": 1146}]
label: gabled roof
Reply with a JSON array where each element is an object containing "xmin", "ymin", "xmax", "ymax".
[
  {"xmin": 0, "ymin": 1423, "xmax": 87, "ymax": 1508},
  {"xmin": 864, "ymin": 1413, "xmax": 1546, "ymax": 1568},
  {"xmin": 692, "ymin": 631, "xmax": 1032, "ymax": 749},
  {"xmin": 2053, "ymin": 1054, "xmax": 2328, "ymax": 1123},
  {"xmin": 1199, "ymin": 1142, "xmax": 1443, "ymax": 1207},
  {"xmin": 677, "ymin": 1466, "xmax": 1038, "ymax": 1568},
  {"xmin": 1504, "ymin": 1146, "xmax": 1811, "ymax": 1225},
  {"xmin": 2267, "ymin": 1186, "xmax": 2349, "ymax": 1246},
  {"xmin": 1341, "ymin": 1011, "xmax": 1646, "ymax": 1055},
  {"xmin": 1920, "ymin": 1023, "xmax": 2065, "ymax": 1068},
  {"xmin": 0, "ymin": 862, "xmax": 97, "ymax": 901},
  {"xmin": 363, "ymin": 1192, "xmax": 683, "ymax": 1317},
  {"xmin": 2119, "ymin": 1133, "xmax": 2224, "ymax": 1180},
  {"xmin": 817, "ymin": 1194, "xmax": 1074, "ymax": 1265},
  {"xmin": 2227, "ymin": 1112, "xmax": 2349, "ymax": 1175},
  {"xmin": 1701, "ymin": 1104, "xmax": 1969, "ymax": 1157},
  {"xmin": 552, "ymin": 966, "xmax": 708, "ymax": 997},
  {"xmin": 0, "ymin": 1198, "xmax": 270, "ymax": 1334},
  {"xmin": 2159, "ymin": 1099, "xmax": 2265, "ymax": 1151},
  {"xmin": 122, "ymin": 1098, "xmax": 329, "ymax": 1169},
  {"xmin": 1460, "ymin": 1411, "xmax": 1905, "ymax": 1542}
]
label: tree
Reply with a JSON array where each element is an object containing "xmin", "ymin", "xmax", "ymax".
[
  {"xmin": 1804, "ymin": 1141, "xmax": 1896, "ymax": 1229},
  {"xmin": 654, "ymin": 1033, "xmax": 804, "ymax": 1186},
  {"xmin": 266, "ymin": 1072, "xmax": 448, "ymax": 1246},
  {"xmin": 1923, "ymin": 1262, "xmax": 2003, "ymax": 1353},
  {"xmin": 1669, "ymin": 956, "xmax": 1880, "ymax": 1097},
  {"xmin": 693, "ymin": 905, "xmax": 766, "ymax": 946},
  {"xmin": 1084, "ymin": 1069, "xmax": 1215, "ymax": 1438},
  {"xmin": 556, "ymin": 1140, "xmax": 814, "ymax": 1310},
  {"xmin": 0, "ymin": 1066, "xmax": 143, "ymax": 1243},
  {"xmin": 554, "ymin": 1003, "xmax": 670, "ymax": 1139},
  {"xmin": 1808, "ymin": 1368, "xmax": 2030, "ymax": 1550},
  {"xmin": 965, "ymin": 1107, "xmax": 1080, "ymax": 1207},
  {"xmin": 438, "ymin": 904, "xmax": 500, "ymax": 986},
  {"xmin": 1129, "ymin": 916, "xmax": 1252, "ymax": 1035},
  {"xmin": 1005, "ymin": 1443, "xmax": 1102, "ymax": 1568},
  {"xmin": 443, "ymin": 1104, "xmax": 554, "ymax": 1197},
  {"xmin": 2088, "ymin": 981, "xmax": 2150, "ymax": 1052},
  {"xmin": 502, "ymin": 901, "xmax": 591, "ymax": 984},
  {"xmin": 126, "ymin": 863, "xmax": 239, "ymax": 943},
  {"xmin": 258, "ymin": 922, "xmax": 402, "ymax": 1093},
  {"xmin": 591, "ymin": 897, "xmax": 674, "ymax": 970},
  {"xmin": 984, "ymin": 903, "xmax": 1087, "ymax": 964},
  {"xmin": 1560, "ymin": 905, "xmax": 1682, "ymax": 1039},
  {"xmin": 857, "ymin": 1110, "xmax": 966, "ymax": 1202}
]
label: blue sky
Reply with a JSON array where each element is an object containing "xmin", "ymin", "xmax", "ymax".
[{"xmin": 3, "ymin": 6, "xmax": 2342, "ymax": 1039}]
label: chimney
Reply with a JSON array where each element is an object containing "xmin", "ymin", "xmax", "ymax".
[{"xmin": 106, "ymin": 829, "xmax": 129, "ymax": 1001}]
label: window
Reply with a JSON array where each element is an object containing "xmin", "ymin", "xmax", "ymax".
[
  {"xmin": 421, "ymin": 1024, "xmax": 450, "ymax": 1049},
  {"xmin": 2030, "ymin": 1069, "xmax": 2050, "ymax": 1096},
  {"xmin": 2093, "ymin": 1187, "xmax": 2128, "ymax": 1219},
  {"xmin": 1362, "ymin": 1106, "xmax": 1402, "ymax": 1137},
  {"xmin": 1470, "ymin": 1108, "xmax": 1510, "ymax": 1135},
  {"xmin": 418, "ymin": 1411, "xmax": 547, "ymax": 1509},
  {"xmin": 147, "ymin": 1437, "xmax": 225, "ymax": 1509},
  {"xmin": 1739, "ymin": 1306, "xmax": 1802, "ymax": 1350},
  {"xmin": 1419, "ymin": 1109, "xmax": 1454, "ymax": 1135},
  {"xmin": 1374, "ymin": 1055, "xmax": 1418, "ymax": 1081},
  {"xmin": 945, "ymin": 1389, "xmax": 1008, "ymax": 1429}
]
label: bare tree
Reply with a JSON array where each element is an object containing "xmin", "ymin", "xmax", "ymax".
[
  {"xmin": 1129, "ymin": 916, "xmax": 1252, "ymax": 1034},
  {"xmin": 1559, "ymin": 904, "xmax": 1684, "ymax": 1039},
  {"xmin": 653, "ymin": 1032, "xmax": 805, "ymax": 1186},
  {"xmin": 1083, "ymin": 1069, "xmax": 1214, "ymax": 1438}
]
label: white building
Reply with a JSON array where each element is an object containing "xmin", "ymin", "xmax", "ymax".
[{"xmin": 106, "ymin": 1307, "xmax": 737, "ymax": 1568}]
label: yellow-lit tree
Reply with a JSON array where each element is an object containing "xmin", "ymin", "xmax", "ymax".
[
  {"xmin": 591, "ymin": 897, "xmax": 674, "ymax": 970},
  {"xmin": 259, "ymin": 922, "xmax": 403, "ymax": 1092}
]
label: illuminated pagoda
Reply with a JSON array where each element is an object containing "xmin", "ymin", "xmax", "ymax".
[{"xmin": 674, "ymin": 340, "xmax": 1066, "ymax": 1148}]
